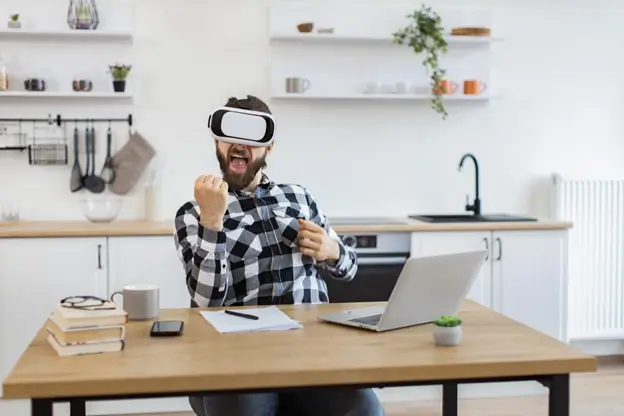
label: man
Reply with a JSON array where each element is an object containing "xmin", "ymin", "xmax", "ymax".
[{"xmin": 173, "ymin": 95, "xmax": 385, "ymax": 416}]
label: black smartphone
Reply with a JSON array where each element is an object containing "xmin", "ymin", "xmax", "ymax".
[{"xmin": 150, "ymin": 320, "xmax": 184, "ymax": 337}]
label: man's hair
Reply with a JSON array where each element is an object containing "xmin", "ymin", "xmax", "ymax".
[{"xmin": 224, "ymin": 95, "xmax": 272, "ymax": 115}]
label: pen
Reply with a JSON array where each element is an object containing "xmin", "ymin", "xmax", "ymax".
[{"xmin": 224, "ymin": 310, "xmax": 259, "ymax": 320}]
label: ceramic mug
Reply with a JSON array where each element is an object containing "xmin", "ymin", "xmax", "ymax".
[
  {"xmin": 111, "ymin": 284, "xmax": 159, "ymax": 321},
  {"xmin": 434, "ymin": 80, "xmax": 458, "ymax": 95},
  {"xmin": 463, "ymin": 79, "xmax": 487, "ymax": 95},
  {"xmin": 285, "ymin": 77, "xmax": 310, "ymax": 93}
]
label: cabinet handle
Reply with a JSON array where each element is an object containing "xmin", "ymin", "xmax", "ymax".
[
  {"xmin": 482, "ymin": 237, "xmax": 489, "ymax": 261},
  {"xmin": 496, "ymin": 237, "xmax": 502, "ymax": 261},
  {"xmin": 97, "ymin": 244, "xmax": 102, "ymax": 269}
]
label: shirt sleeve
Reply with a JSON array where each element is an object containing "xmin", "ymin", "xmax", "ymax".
[
  {"xmin": 173, "ymin": 202, "xmax": 230, "ymax": 307},
  {"xmin": 304, "ymin": 189, "xmax": 358, "ymax": 282}
]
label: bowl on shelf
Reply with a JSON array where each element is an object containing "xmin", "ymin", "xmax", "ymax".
[
  {"xmin": 317, "ymin": 27, "xmax": 334, "ymax": 34},
  {"xmin": 80, "ymin": 197, "xmax": 122, "ymax": 223},
  {"xmin": 297, "ymin": 22, "xmax": 314, "ymax": 33}
]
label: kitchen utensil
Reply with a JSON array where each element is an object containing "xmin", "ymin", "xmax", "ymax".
[
  {"xmin": 285, "ymin": 77, "xmax": 310, "ymax": 93},
  {"xmin": 80, "ymin": 197, "xmax": 122, "ymax": 223},
  {"xmin": 100, "ymin": 125, "xmax": 115, "ymax": 184},
  {"xmin": 72, "ymin": 79, "xmax": 93, "ymax": 92},
  {"xmin": 463, "ymin": 79, "xmax": 488, "ymax": 95},
  {"xmin": 83, "ymin": 125, "xmax": 105, "ymax": 193},
  {"xmin": 297, "ymin": 22, "xmax": 313, "ymax": 33},
  {"xmin": 24, "ymin": 78, "xmax": 46, "ymax": 92},
  {"xmin": 70, "ymin": 126, "xmax": 84, "ymax": 192},
  {"xmin": 27, "ymin": 122, "xmax": 68, "ymax": 165},
  {"xmin": 433, "ymin": 80, "xmax": 458, "ymax": 95}
]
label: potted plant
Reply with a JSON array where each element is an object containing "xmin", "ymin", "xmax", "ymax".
[
  {"xmin": 432, "ymin": 315, "xmax": 463, "ymax": 346},
  {"xmin": 108, "ymin": 64, "xmax": 131, "ymax": 92},
  {"xmin": 7, "ymin": 14, "xmax": 21, "ymax": 29},
  {"xmin": 392, "ymin": 5, "xmax": 449, "ymax": 119}
]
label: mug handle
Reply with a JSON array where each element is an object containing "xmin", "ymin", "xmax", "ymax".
[
  {"xmin": 111, "ymin": 291, "xmax": 123, "ymax": 303},
  {"xmin": 302, "ymin": 79, "xmax": 310, "ymax": 92},
  {"xmin": 450, "ymin": 82, "xmax": 459, "ymax": 94},
  {"xmin": 480, "ymin": 82, "xmax": 488, "ymax": 93}
]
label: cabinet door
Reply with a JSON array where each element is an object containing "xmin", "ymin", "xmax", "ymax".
[
  {"xmin": 411, "ymin": 231, "xmax": 493, "ymax": 308},
  {"xmin": 107, "ymin": 236, "xmax": 190, "ymax": 309},
  {"xmin": 0, "ymin": 237, "xmax": 107, "ymax": 416},
  {"xmin": 491, "ymin": 230, "xmax": 568, "ymax": 341}
]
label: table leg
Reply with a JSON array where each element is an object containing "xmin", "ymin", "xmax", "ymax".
[
  {"xmin": 31, "ymin": 399, "xmax": 53, "ymax": 416},
  {"xmin": 442, "ymin": 382, "xmax": 458, "ymax": 416},
  {"xmin": 70, "ymin": 399, "xmax": 86, "ymax": 416},
  {"xmin": 548, "ymin": 374, "xmax": 570, "ymax": 416}
]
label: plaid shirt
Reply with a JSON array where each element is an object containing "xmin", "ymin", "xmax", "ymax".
[{"xmin": 174, "ymin": 174, "xmax": 358, "ymax": 307}]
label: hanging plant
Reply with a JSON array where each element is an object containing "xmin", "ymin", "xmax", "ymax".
[{"xmin": 392, "ymin": 5, "xmax": 449, "ymax": 119}]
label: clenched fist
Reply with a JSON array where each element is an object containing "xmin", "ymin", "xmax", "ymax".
[
  {"xmin": 297, "ymin": 219, "xmax": 340, "ymax": 262},
  {"xmin": 194, "ymin": 175, "xmax": 229, "ymax": 231}
]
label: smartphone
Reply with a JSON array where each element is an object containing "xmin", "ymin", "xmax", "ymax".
[{"xmin": 150, "ymin": 320, "xmax": 184, "ymax": 337}]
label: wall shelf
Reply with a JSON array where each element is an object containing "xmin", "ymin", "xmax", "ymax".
[
  {"xmin": 271, "ymin": 93, "xmax": 493, "ymax": 101},
  {"xmin": 270, "ymin": 33, "xmax": 502, "ymax": 45},
  {"xmin": 0, "ymin": 91, "xmax": 133, "ymax": 100},
  {"xmin": 0, "ymin": 28, "xmax": 133, "ymax": 42}
]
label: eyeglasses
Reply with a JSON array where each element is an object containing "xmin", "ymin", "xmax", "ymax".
[{"xmin": 60, "ymin": 295, "xmax": 116, "ymax": 311}]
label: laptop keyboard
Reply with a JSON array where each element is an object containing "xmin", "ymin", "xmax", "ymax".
[{"xmin": 349, "ymin": 314, "xmax": 382, "ymax": 326}]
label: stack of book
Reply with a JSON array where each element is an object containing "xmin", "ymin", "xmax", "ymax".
[{"xmin": 45, "ymin": 300, "xmax": 128, "ymax": 357}]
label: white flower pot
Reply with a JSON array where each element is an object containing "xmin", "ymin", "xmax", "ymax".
[
  {"xmin": 7, "ymin": 21, "xmax": 21, "ymax": 29},
  {"xmin": 433, "ymin": 325, "xmax": 462, "ymax": 346}
]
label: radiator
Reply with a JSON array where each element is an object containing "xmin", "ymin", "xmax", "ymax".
[{"xmin": 552, "ymin": 174, "xmax": 624, "ymax": 340}]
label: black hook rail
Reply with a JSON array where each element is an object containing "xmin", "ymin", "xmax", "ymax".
[{"xmin": 0, "ymin": 114, "xmax": 133, "ymax": 127}]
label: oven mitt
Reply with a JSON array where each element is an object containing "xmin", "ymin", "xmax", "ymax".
[{"xmin": 109, "ymin": 132, "xmax": 156, "ymax": 196}]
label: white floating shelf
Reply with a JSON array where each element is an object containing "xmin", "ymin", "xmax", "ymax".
[
  {"xmin": 0, "ymin": 28, "xmax": 133, "ymax": 41},
  {"xmin": 270, "ymin": 33, "xmax": 502, "ymax": 45},
  {"xmin": 0, "ymin": 91, "xmax": 133, "ymax": 100},
  {"xmin": 271, "ymin": 93, "xmax": 494, "ymax": 101}
]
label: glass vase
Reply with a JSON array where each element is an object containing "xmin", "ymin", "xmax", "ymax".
[{"xmin": 67, "ymin": 0, "xmax": 99, "ymax": 30}]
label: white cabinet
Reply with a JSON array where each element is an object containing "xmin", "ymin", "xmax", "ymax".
[
  {"xmin": 411, "ymin": 229, "xmax": 568, "ymax": 342},
  {"xmin": 0, "ymin": 237, "xmax": 107, "ymax": 416},
  {"xmin": 410, "ymin": 231, "xmax": 492, "ymax": 308},
  {"xmin": 107, "ymin": 236, "xmax": 189, "ymax": 309}
]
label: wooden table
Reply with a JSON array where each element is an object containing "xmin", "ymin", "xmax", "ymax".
[{"xmin": 2, "ymin": 301, "xmax": 597, "ymax": 416}]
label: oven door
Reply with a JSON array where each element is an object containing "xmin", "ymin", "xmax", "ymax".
[{"xmin": 319, "ymin": 253, "xmax": 409, "ymax": 303}]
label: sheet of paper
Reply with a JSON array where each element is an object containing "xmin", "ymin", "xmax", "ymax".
[{"xmin": 200, "ymin": 306, "xmax": 303, "ymax": 333}]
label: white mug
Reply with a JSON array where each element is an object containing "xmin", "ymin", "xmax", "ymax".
[{"xmin": 111, "ymin": 284, "xmax": 160, "ymax": 321}]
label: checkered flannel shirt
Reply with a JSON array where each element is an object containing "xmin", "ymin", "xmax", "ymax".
[{"xmin": 174, "ymin": 174, "xmax": 358, "ymax": 307}]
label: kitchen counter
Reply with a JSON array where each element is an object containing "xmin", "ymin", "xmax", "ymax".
[{"xmin": 0, "ymin": 218, "xmax": 573, "ymax": 238}]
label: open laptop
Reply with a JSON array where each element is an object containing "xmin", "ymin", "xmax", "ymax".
[{"xmin": 318, "ymin": 250, "xmax": 488, "ymax": 332}]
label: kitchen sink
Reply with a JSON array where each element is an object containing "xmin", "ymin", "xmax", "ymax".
[{"xmin": 409, "ymin": 214, "xmax": 538, "ymax": 223}]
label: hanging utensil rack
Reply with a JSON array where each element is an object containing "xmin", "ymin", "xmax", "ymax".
[{"xmin": 0, "ymin": 113, "xmax": 133, "ymax": 152}]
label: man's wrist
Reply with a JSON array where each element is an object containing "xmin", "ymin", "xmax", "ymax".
[
  {"xmin": 326, "ymin": 239, "xmax": 341, "ymax": 262},
  {"xmin": 200, "ymin": 214, "xmax": 224, "ymax": 232}
]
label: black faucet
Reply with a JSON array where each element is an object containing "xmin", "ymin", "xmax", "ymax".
[{"xmin": 458, "ymin": 153, "xmax": 481, "ymax": 216}]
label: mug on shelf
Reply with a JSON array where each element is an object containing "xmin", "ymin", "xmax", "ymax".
[
  {"xmin": 463, "ymin": 79, "xmax": 487, "ymax": 95},
  {"xmin": 433, "ymin": 79, "xmax": 458, "ymax": 95},
  {"xmin": 285, "ymin": 77, "xmax": 310, "ymax": 93}
]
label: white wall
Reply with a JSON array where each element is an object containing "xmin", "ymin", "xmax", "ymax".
[{"xmin": 1, "ymin": 0, "xmax": 623, "ymax": 222}]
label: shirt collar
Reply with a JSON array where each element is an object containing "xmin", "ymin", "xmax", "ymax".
[{"xmin": 229, "ymin": 172, "xmax": 275, "ymax": 197}]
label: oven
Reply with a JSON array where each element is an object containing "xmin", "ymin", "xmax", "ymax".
[{"xmin": 318, "ymin": 221, "xmax": 411, "ymax": 303}]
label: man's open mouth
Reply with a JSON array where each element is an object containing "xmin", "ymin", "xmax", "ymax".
[{"xmin": 229, "ymin": 154, "xmax": 249, "ymax": 173}]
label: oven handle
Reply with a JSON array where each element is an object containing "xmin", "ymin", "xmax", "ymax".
[{"xmin": 357, "ymin": 256, "xmax": 408, "ymax": 266}]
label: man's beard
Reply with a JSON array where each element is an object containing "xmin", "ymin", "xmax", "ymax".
[{"xmin": 216, "ymin": 147, "xmax": 267, "ymax": 192}]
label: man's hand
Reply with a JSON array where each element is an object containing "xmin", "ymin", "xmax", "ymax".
[
  {"xmin": 297, "ymin": 219, "xmax": 340, "ymax": 262},
  {"xmin": 194, "ymin": 175, "xmax": 229, "ymax": 232}
]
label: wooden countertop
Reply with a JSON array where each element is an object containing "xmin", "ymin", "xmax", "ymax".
[
  {"xmin": 0, "ymin": 217, "xmax": 573, "ymax": 238},
  {"xmin": 2, "ymin": 301, "xmax": 596, "ymax": 399}
]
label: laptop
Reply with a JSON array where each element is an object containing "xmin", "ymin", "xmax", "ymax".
[{"xmin": 318, "ymin": 250, "xmax": 488, "ymax": 332}]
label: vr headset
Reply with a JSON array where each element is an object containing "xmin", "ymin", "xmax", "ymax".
[{"xmin": 207, "ymin": 107, "xmax": 275, "ymax": 147}]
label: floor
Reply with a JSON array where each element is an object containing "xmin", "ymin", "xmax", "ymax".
[{"xmin": 136, "ymin": 358, "xmax": 623, "ymax": 416}]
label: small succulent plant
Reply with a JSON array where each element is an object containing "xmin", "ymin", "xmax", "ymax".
[
  {"xmin": 10, "ymin": 14, "xmax": 19, "ymax": 22},
  {"xmin": 433, "ymin": 315, "xmax": 462, "ymax": 327},
  {"xmin": 108, "ymin": 64, "xmax": 132, "ymax": 80}
]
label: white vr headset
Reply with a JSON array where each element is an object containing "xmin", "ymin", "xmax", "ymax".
[{"xmin": 207, "ymin": 107, "xmax": 276, "ymax": 147}]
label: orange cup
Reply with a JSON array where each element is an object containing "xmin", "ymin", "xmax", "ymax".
[
  {"xmin": 463, "ymin": 80, "xmax": 487, "ymax": 95},
  {"xmin": 433, "ymin": 80, "xmax": 458, "ymax": 95}
]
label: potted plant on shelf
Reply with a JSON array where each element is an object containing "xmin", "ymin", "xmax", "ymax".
[
  {"xmin": 392, "ymin": 5, "xmax": 449, "ymax": 119},
  {"xmin": 7, "ymin": 14, "xmax": 21, "ymax": 29},
  {"xmin": 108, "ymin": 64, "xmax": 131, "ymax": 93},
  {"xmin": 432, "ymin": 315, "xmax": 463, "ymax": 346}
]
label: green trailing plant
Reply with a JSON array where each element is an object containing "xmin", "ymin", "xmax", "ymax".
[
  {"xmin": 433, "ymin": 315, "xmax": 462, "ymax": 327},
  {"xmin": 108, "ymin": 64, "xmax": 132, "ymax": 81},
  {"xmin": 392, "ymin": 5, "xmax": 449, "ymax": 119},
  {"xmin": 10, "ymin": 14, "xmax": 19, "ymax": 22}
]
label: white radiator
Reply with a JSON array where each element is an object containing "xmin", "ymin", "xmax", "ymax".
[{"xmin": 552, "ymin": 174, "xmax": 624, "ymax": 340}]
